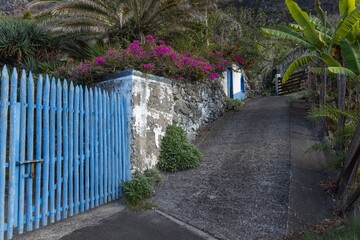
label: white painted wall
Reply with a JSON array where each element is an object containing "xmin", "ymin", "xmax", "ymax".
[{"xmin": 221, "ymin": 65, "xmax": 246, "ymax": 100}]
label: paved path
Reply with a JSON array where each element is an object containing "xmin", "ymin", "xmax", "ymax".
[
  {"xmin": 15, "ymin": 96, "xmax": 333, "ymax": 240},
  {"xmin": 152, "ymin": 96, "xmax": 292, "ymax": 239}
]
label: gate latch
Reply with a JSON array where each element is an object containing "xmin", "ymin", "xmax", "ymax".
[{"xmin": 17, "ymin": 159, "xmax": 44, "ymax": 178}]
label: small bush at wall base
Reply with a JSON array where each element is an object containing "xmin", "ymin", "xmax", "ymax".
[
  {"xmin": 225, "ymin": 98, "xmax": 244, "ymax": 111},
  {"xmin": 122, "ymin": 169, "xmax": 163, "ymax": 210},
  {"xmin": 144, "ymin": 168, "xmax": 163, "ymax": 185},
  {"xmin": 122, "ymin": 172, "xmax": 153, "ymax": 206},
  {"xmin": 158, "ymin": 124, "xmax": 202, "ymax": 172}
]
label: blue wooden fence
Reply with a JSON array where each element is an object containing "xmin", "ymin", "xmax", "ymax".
[{"xmin": 0, "ymin": 66, "xmax": 131, "ymax": 240}]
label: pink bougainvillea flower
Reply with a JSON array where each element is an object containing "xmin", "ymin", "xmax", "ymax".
[
  {"xmin": 154, "ymin": 45, "xmax": 171, "ymax": 55},
  {"xmin": 209, "ymin": 72, "xmax": 219, "ymax": 80},
  {"xmin": 169, "ymin": 52, "xmax": 178, "ymax": 59},
  {"xmin": 143, "ymin": 64, "xmax": 155, "ymax": 70},
  {"xmin": 95, "ymin": 57, "xmax": 106, "ymax": 65},
  {"xmin": 183, "ymin": 52, "xmax": 191, "ymax": 57},
  {"xmin": 75, "ymin": 63, "xmax": 91, "ymax": 74},
  {"xmin": 146, "ymin": 35, "xmax": 154, "ymax": 41},
  {"xmin": 216, "ymin": 51, "xmax": 222, "ymax": 56},
  {"xmin": 129, "ymin": 41, "xmax": 141, "ymax": 51},
  {"xmin": 70, "ymin": 36, "xmax": 231, "ymax": 83},
  {"xmin": 106, "ymin": 49, "xmax": 120, "ymax": 58},
  {"xmin": 235, "ymin": 54, "xmax": 245, "ymax": 64}
]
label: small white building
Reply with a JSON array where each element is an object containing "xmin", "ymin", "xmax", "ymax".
[{"xmin": 221, "ymin": 64, "xmax": 246, "ymax": 100}]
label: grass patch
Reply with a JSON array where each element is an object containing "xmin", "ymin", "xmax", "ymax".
[
  {"xmin": 225, "ymin": 98, "xmax": 244, "ymax": 111},
  {"xmin": 300, "ymin": 219, "xmax": 360, "ymax": 240},
  {"xmin": 288, "ymin": 96, "xmax": 297, "ymax": 108}
]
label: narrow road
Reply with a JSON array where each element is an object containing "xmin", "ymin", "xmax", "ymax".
[
  {"xmin": 152, "ymin": 96, "xmax": 292, "ymax": 239},
  {"xmin": 17, "ymin": 96, "xmax": 333, "ymax": 240}
]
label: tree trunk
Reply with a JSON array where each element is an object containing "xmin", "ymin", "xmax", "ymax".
[{"xmin": 320, "ymin": 69, "xmax": 328, "ymax": 137}]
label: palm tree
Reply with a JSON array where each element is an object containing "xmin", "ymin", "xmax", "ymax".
[{"xmin": 30, "ymin": 0, "xmax": 184, "ymax": 41}]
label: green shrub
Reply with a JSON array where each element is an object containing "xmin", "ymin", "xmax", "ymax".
[
  {"xmin": 144, "ymin": 168, "xmax": 163, "ymax": 185},
  {"xmin": 158, "ymin": 124, "xmax": 202, "ymax": 172},
  {"xmin": 122, "ymin": 169, "xmax": 163, "ymax": 210},
  {"xmin": 122, "ymin": 172, "xmax": 153, "ymax": 206},
  {"xmin": 225, "ymin": 98, "xmax": 244, "ymax": 111}
]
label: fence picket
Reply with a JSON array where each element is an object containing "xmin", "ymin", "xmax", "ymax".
[
  {"xmin": 84, "ymin": 88, "xmax": 90, "ymax": 211},
  {"xmin": 122, "ymin": 96, "xmax": 130, "ymax": 181},
  {"xmin": 107, "ymin": 94, "xmax": 112, "ymax": 201},
  {"xmin": 68, "ymin": 82, "xmax": 74, "ymax": 217},
  {"xmin": 0, "ymin": 66, "xmax": 10, "ymax": 240},
  {"xmin": 26, "ymin": 72, "xmax": 34, "ymax": 231},
  {"xmin": 98, "ymin": 90, "xmax": 104, "ymax": 205},
  {"xmin": 18, "ymin": 70, "xmax": 27, "ymax": 234},
  {"xmin": 79, "ymin": 88, "xmax": 85, "ymax": 213},
  {"xmin": 56, "ymin": 80, "xmax": 62, "ymax": 221},
  {"xmin": 118, "ymin": 96, "xmax": 123, "ymax": 185},
  {"xmin": 94, "ymin": 89, "xmax": 99, "ymax": 207},
  {"xmin": 7, "ymin": 68, "xmax": 19, "ymax": 239},
  {"xmin": 49, "ymin": 78, "xmax": 56, "ymax": 223},
  {"xmin": 110, "ymin": 94, "xmax": 116, "ymax": 200},
  {"xmin": 107, "ymin": 94, "xmax": 111, "ymax": 202},
  {"xmin": 114, "ymin": 95, "xmax": 119, "ymax": 199},
  {"xmin": 41, "ymin": 76, "xmax": 50, "ymax": 227},
  {"xmin": 89, "ymin": 89, "xmax": 95, "ymax": 209},
  {"xmin": 34, "ymin": 75, "xmax": 43, "ymax": 229},
  {"xmin": 73, "ymin": 87, "xmax": 80, "ymax": 215},
  {"xmin": 62, "ymin": 81, "xmax": 69, "ymax": 219},
  {"xmin": 102, "ymin": 92, "xmax": 108, "ymax": 203}
]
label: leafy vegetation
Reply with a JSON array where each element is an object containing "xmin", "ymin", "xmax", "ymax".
[
  {"xmin": 262, "ymin": 0, "xmax": 360, "ymax": 155},
  {"xmin": 261, "ymin": 0, "xmax": 360, "ymax": 80},
  {"xmin": 299, "ymin": 219, "xmax": 360, "ymax": 240},
  {"xmin": 31, "ymin": 0, "xmax": 185, "ymax": 42},
  {"xmin": 225, "ymin": 98, "xmax": 244, "ymax": 111},
  {"xmin": 122, "ymin": 169, "xmax": 162, "ymax": 210},
  {"xmin": 0, "ymin": 17, "xmax": 62, "ymax": 67},
  {"xmin": 65, "ymin": 36, "xmax": 231, "ymax": 83},
  {"xmin": 158, "ymin": 124, "xmax": 202, "ymax": 172}
]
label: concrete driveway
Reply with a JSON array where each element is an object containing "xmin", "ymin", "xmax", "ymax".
[
  {"xmin": 15, "ymin": 96, "xmax": 333, "ymax": 240},
  {"xmin": 151, "ymin": 96, "xmax": 333, "ymax": 240}
]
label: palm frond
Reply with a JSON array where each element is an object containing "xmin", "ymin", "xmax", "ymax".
[
  {"xmin": 261, "ymin": 27, "xmax": 313, "ymax": 49},
  {"xmin": 285, "ymin": 0, "xmax": 321, "ymax": 47},
  {"xmin": 308, "ymin": 66, "xmax": 331, "ymax": 75},
  {"xmin": 315, "ymin": 0, "xmax": 328, "ymax": 26},
  {"xmin": 319, "ymin": 52, "xmax": 342, "ymax": 67},
  {"xmin": 333, "ymin": 6, "xmax": 360, "ymax": 44},
  {"xmin": 283, "ymin": 55, "xmax": 314, "ymax": 81},
  {"xmin": 327, "ymin": 66, "xmax": 357, "ymax": 78},
  {"xmin": 340, "ymin": 39, "xmax": 360, "ymax": 74},
  {"xmin": 339, "ymin": 0, "xmax": 357, "ymax": 19}
]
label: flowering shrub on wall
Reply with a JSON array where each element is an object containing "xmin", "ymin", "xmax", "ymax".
[{"xmin": 71, "ymin": 35, "xmax": 231, "ymax": 83}]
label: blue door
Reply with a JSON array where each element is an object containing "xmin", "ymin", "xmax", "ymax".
[
  {"xmin": 241, "ymin": 75, "xmax": 245, "ymax": 93},
  {"xmin": 227, "ymin": 68, "xmax": 233, "ymax": 98}
]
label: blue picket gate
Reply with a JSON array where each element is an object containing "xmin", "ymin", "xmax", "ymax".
[{"xmin": 0, "ymin": 66, "xmax": 131, "ymax": 240}]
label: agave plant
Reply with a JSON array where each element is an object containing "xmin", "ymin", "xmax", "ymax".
[
  {"xmin": 261, "ymin": 0, "xmax": 360, "ymax": 81},
  {"xmin": 0, "ymin": 17, "xmax": 62, "ymax": 66}
]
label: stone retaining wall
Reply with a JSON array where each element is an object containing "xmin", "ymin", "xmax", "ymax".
[{"xmin": 96, "ymin": 70, "xmax": 226, "ymax": 171}]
